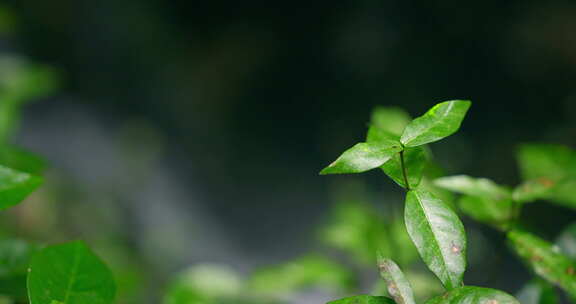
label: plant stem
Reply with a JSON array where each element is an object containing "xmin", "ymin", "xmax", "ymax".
[{"xmin": 399, "ymin": 150, "xmax": 410, "ymax": 190}]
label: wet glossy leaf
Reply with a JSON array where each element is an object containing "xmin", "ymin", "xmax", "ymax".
[
  {"xmin": 516, "ymin": 280, "xmax": 559, "ymax": 304},
  {"xmin": 400, "ymin": 100, "xmax": 471, "ymax": 147},
  {"xmin": 320, "ymin": 142, "xmax": 402, "ymax": 175},
  {"xmin": 404, "ymin": 190, "xmax": 466, "ymax": 289},
  {"xmin": 27, "ymin": 241, "xmax": 116, "ymax": 304},
  {"xmin": 328, "ymin": 295, "xmax": 395, "ymax": 304},
  {"xmin": 0, "ymin": 164, "xmax": 43, "ymax": 211},
  {"xmin": 381, "ymin": 146, "xmax": 427, "ymax": 189},
  {"xmin": 508, "ymin": 230, "xmax": 576, "ymax": 298},
  {"xmin": 425, "ymin": 286, "xmax": 519, "ymax": 304},
  {"xmin": 377, "ymin": 255, "xmax": 415, "ymax": 304}
]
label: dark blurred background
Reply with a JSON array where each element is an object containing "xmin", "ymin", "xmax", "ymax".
[{"xmin": 2, "ymin": 0, "xmax": 576, "ymax": 302}]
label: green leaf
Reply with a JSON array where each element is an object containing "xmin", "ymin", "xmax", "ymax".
[
  {"xmin": 542, "ymin": 179, "xmax": 576, "ymax": 209},
  {"xmin": 367, "ymin": 107, "xmax": 412, "ymax": 143},
  {"xmin": 400, "ymin": 100, "xmax": 471, "ymax": 147},
  {"xmin": 377, "ymin": 256, "xmax": 415, "ymax": 304},
  {"xmin": 516, "ymin": 280, "xmax": 559, "ymax": 304},
  {"xmin": 0, "ymin": 57, "xmax": 57, "ymax": 145},
  {"xmin": 327, "ymin": 295, "xmax": 395, "ymax": 304},
  {"xmin": 425, "ymin": 286, "xmax": 519, "ymax": 304},
  {"xmin": 513, "ymin": 179, "xmax": 555, "ymax": 204},
  {"xmin": 516, "ymin": 144, "xmax": 575, "ymax": 181},
  {"xmin": 0, "ymin": 238, "xmax": 38, "ymax": 300},
  {"xmin": 163, "ymin": 264, "xmax": 241, "ymax": 304},
  {"xmin": 404, "ymin": 190, "xmax": 466, "ymax": 289},
  {"xmin": 0, "ymin": 164, "xmax": 43, "ymax": 211},
  {"xmin": 434, "ymin": 175, "xmax": 511, "ymax": 201},
  {"xmin": 457, "ymin": 195, "xmax": 514, "ymax": 228},
  {"xmin": 321, "ymin": 142, "xmax": 402, "ymax": 175},
  {"xmin": 0, "ymin": 57, "xmax": 58, "ymax": 105},
  {"xmin": 418, "ymin": 164, "xmax": 456, "ymax": 206},
  {"xmin": 367, "ymin": 126, "xmax": 401, "ymax": 143},
  {"xmin": 248, "ymin": 255, "xmax": 354, "ymax": 297},
  {"xmin": 515, "ymin": 144, "xmax": 576, "ymax": 208},
  {"xmin": 371, "ymin": 107, "xmax": 412, "ymax": 136},
  {"xmin": 0, "ymin": 146, "xmax": 46, "ymax": 175},
  {"xmin": 508, "ymin": 230, "xmax": 576, "ymax": 298},
  {"xmin": 27, "ymin": 241, "xmax": 116, "ymax": 304},
  {"xmin": 381, "ymin": 147, "xmax": 427, "ymax": 189},
  {"xmin": 321, "ymin": 200, "xmax": 391, "ymax": 265},
  {"xmin": 434, "ymin": 175, "xmax": 515, "ymax": 228},
  {"xmin": 557, "ymin": 223, "xmax": 576, "ymax": 259}
]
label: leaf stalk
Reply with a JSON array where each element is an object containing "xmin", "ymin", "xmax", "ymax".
[{"xmin": 399, "ymin": 150, "xmax": 410, "ymax": 190}]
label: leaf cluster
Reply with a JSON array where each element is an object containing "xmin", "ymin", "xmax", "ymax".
[{"xmin": 322, "ymin": 100, "xmax": 523, "ymax": 303}]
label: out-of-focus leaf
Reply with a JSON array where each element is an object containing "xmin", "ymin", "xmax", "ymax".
[
  {"xmin": 508, "ymin": 230, "xmax": 576, "ymax": 298},
  {"xmin": 544, "ymin": 180, "xmax": 576, "ymax": 209},
  {"xmin": 27, "ymin": 241, "xmax": 116, "ymax": 304},
  {"xmin": 400, "ymin": 100, "xmax": 471, "ymax": 147},
  {"xmin": 366, "ymin": 107, "xmax": 412, "ymax": 143},
  {"xmin": 0, "ymin": 146, "xmax": 46, "ymax": 175},
  {"xmin": 0, "ymin": 57, "xmax": 58, "ymax": 104},
  {"xmin": 0, "ymin": 56, "xmax": 57, "ymax": 145},
  {"xmin": 516, "ymin": 144, "xmax": 574, "ymax": 181},
  {"xmin": 458, "ymin": 195, "xmax": 514, "ymax": 228},
  {"xmin": 321, "ymin": 201, "xmax": 389, "ymax": 265},
  {"xmin": 321, "ymin": 142, "xmax": 402, "ymax": 175},
  {"xmin": 557, "ymin": 223, "xmax": 576, "ymax": 259},
  {"xmin": 0, "ymin": 238, "xmax": 38, "ymax": 300},
  {"xmin": 387, "ymin": 217, "xmax": 419, "ymax": 267},
  {"xmin": 434, "ymin": 175, "xmax": 516, "ymax": 228},
  {"xmin": 405, "ymin": 272, "xmax": 444, "ymax": 303},
  {"xmin": 249, "ymin": 255, "xmax": 354, "ymax": 297},
  {"xmin": 419, "ymin": 164, "xmax": 455, "ymax": 207},
  {"xmin": 513, "ymin": 179, "xmax": 555, "ymax": 203},
  {"xmin": 404, "ymin": 190, "xmax": 466, "ymax": 289},
  {"xmin": 0, "ymin": 165, "xmax": 42, "ymax": 211},
  {"xmin": 425, "ymin": 286, "xmax": 519, "ymax": 304},
  {"xmin": 516, "ymin": 144, "xmax": 576, "ymax": 209},
  {"xmin": 377, "ymin": 256, "xmax": 415, "ymax": 304},
  {"xmin": 381, "ymin": 147, "xmax": 427, "ymax": 189},
  {"xmin": 516, "ymin": 280, "xmax": 559, "ymax": 304},
  {"xmin": 434, "ymin": 175, "xmax": 511, "ymax": 201},
  {"xmin": 367, "ymin": 126, "xmax": 401, "ymax": 143},
  {"xmin": 327, "ymin": 295, "xmax": 395, "ymax": 304},
  {"xmin": 371, "ymin": 107, "xmax": 412, "ymax": 137},
  {"xmin": 163, "ymin": 264, "xmax": 241, "ymax": 304}
]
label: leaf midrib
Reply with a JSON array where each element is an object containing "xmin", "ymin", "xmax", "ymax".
[
  {"xmin": 403, "ymin": 101, "xmax": 454, "ymax": 145},
  {"xmin": 62, "ymin": 244, "xmax": 81, "ymax": 303},
  {"xmin": 413, "ymin": 191, "xmax": 452, "ymax": 286}
]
